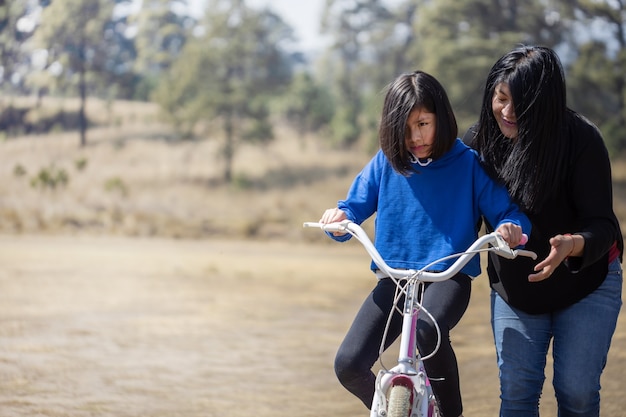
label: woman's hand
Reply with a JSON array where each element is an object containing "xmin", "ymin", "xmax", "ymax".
[
  {"xmin": 528, "ymin": 234, "xmax": 577, "ymax": 282},
  {"xmin": 319, "ymin": 208, "xmax": 348, "ymax": 236}
]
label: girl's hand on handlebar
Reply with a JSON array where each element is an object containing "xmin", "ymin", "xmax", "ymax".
[
  {"xmin": 495, "ymin": 223, "xmax": 525, "ymax": 247},
  {"xmin": 319, "ymin": 208, "xmax": 348, "ymax": 236}
]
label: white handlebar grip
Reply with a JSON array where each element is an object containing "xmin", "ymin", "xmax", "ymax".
[{"xmin": 302, "ymin": 221, "xmax": 346, "ymax": 233}]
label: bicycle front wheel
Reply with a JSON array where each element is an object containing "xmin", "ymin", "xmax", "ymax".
[{"xmin": 387, "ymin": 384, "xmax": 412, "ymax": 417}]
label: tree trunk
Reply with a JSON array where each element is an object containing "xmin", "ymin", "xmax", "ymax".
[
  {"xmin": 223, "ymin": 112, "xmax": 234, "ymax": 183},
  {"xmin": 79, "ymin": 62, "xmax": 87, "ymax": 147}
]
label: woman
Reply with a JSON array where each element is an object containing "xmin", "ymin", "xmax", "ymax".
[
  {"xmin": 464, "ymin": 45, "xmax": 623, "ymax": 416},
  {"xmin": 320, "ymin": 70, "xmax": 531, "ymax": 417}
]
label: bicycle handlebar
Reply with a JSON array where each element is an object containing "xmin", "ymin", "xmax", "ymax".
[{"xmin": 303, "ymin": 220, "xmax": 537, "ymax": 282}]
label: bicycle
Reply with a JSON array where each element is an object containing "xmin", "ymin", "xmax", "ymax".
[{"xmin": 303, "ymin": 219, "xmax": 536, "ymax": 417}]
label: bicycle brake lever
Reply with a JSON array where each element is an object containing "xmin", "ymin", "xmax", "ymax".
[
  {"xmin": 512, "ymin": 249, "xmax": 538, "ymax": 260},
  {"xmin": 492, "ymin": 233, "xmax": 537, "ymax": 260},
  {"xmin": 492, "ymin": 233, "xmax": 517, "ymax": 259}
]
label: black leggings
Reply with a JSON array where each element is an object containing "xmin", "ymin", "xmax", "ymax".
[{"xmin": 334, "ymin": 274, "xmax": 471, "ymax": 417}]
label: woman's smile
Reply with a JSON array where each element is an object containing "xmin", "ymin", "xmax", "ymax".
[{"xmin": 492, "ymin": 83, "xmax": 518, "ymax": 139}]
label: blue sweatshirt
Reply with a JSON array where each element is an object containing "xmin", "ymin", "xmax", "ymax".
[{"xmin": 330, "ymin": 139, "xmax": 531, "ymax": 277}]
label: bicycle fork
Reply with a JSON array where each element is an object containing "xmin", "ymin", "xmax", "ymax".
[{"xmin": 370, "ymin": 280, "xmax": 436, "ymax": 417}]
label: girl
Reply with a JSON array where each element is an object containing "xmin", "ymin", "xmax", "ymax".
[{"xmin": 319, "ymin": 70, "xmax": 531, "ymax": 417}]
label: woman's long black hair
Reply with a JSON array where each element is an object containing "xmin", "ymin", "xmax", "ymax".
[
  {"xmin": 472, "ymin": 45, "xmax": 572, "ymax": 213},
  {"xmin": 379, "ymin": 70, "xmax": 458, "ymax": 175}
]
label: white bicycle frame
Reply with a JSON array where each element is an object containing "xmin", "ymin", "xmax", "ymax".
[{"xmin": 303, "ymin": 220, "xmax": 536, "ymax": 417}]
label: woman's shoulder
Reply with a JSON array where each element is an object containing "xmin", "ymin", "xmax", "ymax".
[
  {"xmin": 567, "ymin": 110, "xmax": 603, "ymax": 141},
  {"xmin": 566, "ymin": 110, "xmax": 607, "ymax": 156},
  {"xmin": 462, "ymin": 123, "xmax": 479, "ymax": 148}
]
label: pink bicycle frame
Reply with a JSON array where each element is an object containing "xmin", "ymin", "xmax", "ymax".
[{"xmin": 369, "ymin": 278, "xmax": 436, "ymax": 417}]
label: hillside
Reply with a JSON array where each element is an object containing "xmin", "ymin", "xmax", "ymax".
[
  {"xmin": 0, "ymin": 99, "xmax": 375, "ymax": 242},
  {"xmin": 2, "ymin": 98, "xmax": 626, "ymax": 241}
]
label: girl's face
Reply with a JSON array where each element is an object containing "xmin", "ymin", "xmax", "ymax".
[
  {"xmin": 492, "ymin": 82, "xmax": 518, "ymax": 139},
  {"xmin": 405, "ymin": 108, "xmax": 436, "ymax": 159}
]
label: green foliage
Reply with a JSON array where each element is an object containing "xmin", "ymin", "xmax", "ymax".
[
  {"xmin": 601, "ymin": 118, "xmax": 625, "ymax": 157},
  {"xmin": 330, "ymin": 105, "xmax": 360, "ymax": 149},
  {"xmin": 401, "ymin": 0, "xmax": 573, "ymax": 129},
  {"xmin": 566, "ymin": 1, "xmax": 626, "ymax": 152},
  {"xmin": 0, "ymin": 0, "xmax": 623, "ymax": 157},
  {"xmin": 282, "ymin": 72, "xmax": 335, "ymax": 138},
  {"xmin": 361, "ymin": 90, "xmax": 384, "ymax": 153},
  {"xmin": 240, "ymin": 97, "xmax": 274, "ymax": 144},
  {"xmin": 321, "ymin": 0, "xmax": 396, "ymax": 148},
  {"xmin": 568, "ymin": 42, "xmax": 618, "ymax": 119},
  {"xmin": 0, "ymin": 1, "xmax": 32, "ymax": 94},
  {"xmin": 243, "ymin": 116, "xmax": 273, "ymax": 144},
  {"xmin": 74, "ymin": 157, "xmax": 88, "ymax": 171},
  {"xmin": 153, "ymin": 0, "xmax": 295, "ymax": 181},
  {"xmin": 232, "ymin": 172, "xmax": 252, "ymax": 190},
  {"xmin": 30, "ymin": 166, "xmax": 69, "ymax": 190},
  {"xmin": 28, "ymin": 0, "xmax": 117, "ymax": 146},
  {"xmin": 151, "ymin": 40, "xmax": 211, "ymax": 139},
  {"xmin": 30, "ymin": 0, "xmax": 115, "ymax": 87},
  {"xmin": 133, "ymin": 74, "xmax": 160, "ymax": 102},
  {"xmin": 13, "ymin": 164, "xmax": 27, "ymax": 177},
  {"xmin": 131, "ymin": 0, "xmax": 193, "ymax": 77},
  {"xmin": 25, "ymin": 0, "xmax": 144, "ymax": 143},
  {"xmin": 104, "ymin": 177, "xmax": 128, "ymax": 197}
]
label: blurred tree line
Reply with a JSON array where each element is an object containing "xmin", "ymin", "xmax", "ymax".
[{"xmin": 1, "ymin": 0, "xmax": 625, "ymax": 182}]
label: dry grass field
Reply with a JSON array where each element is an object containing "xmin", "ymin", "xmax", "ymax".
[{"xmin": 0, "ymin": 99, "xmax": 625, "ymax": 416}]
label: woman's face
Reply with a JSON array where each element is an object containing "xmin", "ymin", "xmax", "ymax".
[
  {"xmin": 405, "ymin": 108, "xmax": 436, "ymax": 159},
  {"xmin": 492, "ymin": 82, "xmax": 518, "ymax": 139}
]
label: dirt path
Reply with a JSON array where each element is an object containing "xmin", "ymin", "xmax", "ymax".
[{"xmin": 0, "ymin": 235, "xmax": 624, "ymax": 416}]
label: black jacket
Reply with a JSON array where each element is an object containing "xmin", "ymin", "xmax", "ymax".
[{"xmin": 463, "ymin": 115, "xmax": 623, "ymax": 314}]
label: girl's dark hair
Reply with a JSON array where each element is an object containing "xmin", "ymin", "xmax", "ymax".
[
  {"xmin": 379, "ymin": 70, "xmax": 458, "ymax": 175},
  {"xmin": 472, "ymin": 45, "xmax": 570, "ymax": 212}
]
